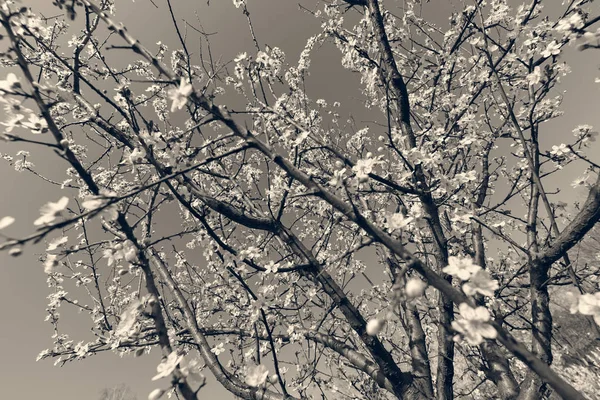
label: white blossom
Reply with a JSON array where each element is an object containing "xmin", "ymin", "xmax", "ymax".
[
  {"xmin": 128, "ymin": 147, "xmax": 147, "ymax": 164},
  {"xmin": 462, "ymin": 270, "xmax": 499, "ymax": 297},
  {"xmin": 234, "ymin": 52, "xmax": 247, "ymax": 62},
  {"xmin": 246, "ymin": 364, "xmax": 269, "ymax": 387},
  {"xmin": 46, "ymin": 236, "xmax": 68, "ymax": 251},
  {"xmin": 0, "ymin": 216, "xmax": 15, "ymax": 229},
  {"xmin": 575, "ymin": 293, "xmax": 600, "ymax": 326},
  {"xmin": 526, "ymin": 66, "xmax": 542, "ymax": 86},
  {"xmin": 352, "ymin": 157, "xmax": 378, "ymax": 182},
  {"xmin": 443, "ymin": 256, "xmax": 481, "ymax": 281},
  {"xmin": 210, "ymin": 342, "xmax": 225, "ymax": 355},
  {"xmin": 23, "ymin": 114, "xmax": 47, "ymax": 134},
  {"xmin": 34, "ymin": 196, "xmax": 69, "ymax": 226},
  {"xmin": 556, "ymin": 14, "xmax": 584, "ymax": 34},
  {"xmin": 452, "ymin": 303, "xmax": 497, "ymax": 345},
  {"xmin": 541, "ymin": 41, "xmax": 561, "ymax": 58},
  {"xmin": 366, "ymin": 318, "xmax": 385, "ymax": 336},
  {"xmin": 550, "ymin": 143, "xmax": 570, "ymax": 157},
  {"xmin": 152, "ymin": 351, "xmax": 184, "ymax": 381},
  {"xmin": 0, "ymin": 73, "xmax": 20, "ymax": 93},
  {"xmin": 44, "ymin": 254, "xmax": 59, "ymax": 274},
  {"xmin": 1, "ymin": 114, "xmax": 24, "ymax": 132},
  {"xmin": 168, "ymin": 78, "xmax": 193, "ymax": 112},
  {"xmin": 388, "ymin": 212, "xmax": 414, "ymax": 231},
  {"xmin": 115, "ymin": 299, "xmax": 143, "ymax": 338},
  {"xmin": 405, "ymin": 278, "xmax": 427, "ymax": 298}
]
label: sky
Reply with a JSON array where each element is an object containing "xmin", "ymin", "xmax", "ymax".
[{"xmin": 0, "ymin": 1, "xmax": 599, "ymax": 399}]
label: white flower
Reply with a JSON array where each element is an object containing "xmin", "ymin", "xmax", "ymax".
[
  {"xmin": 366, "ymin": 318, "xmax": 385, "ymax": 336},
  {"xmin": 571, "ymin": 175, "xmax": 589, "ymax": 188},
  {"xmin": 123, "ymin": 245, "xmax": 137, "ymax": 263},
  {"xmin": 152, "ymin": 351, "xmax": 184, "ymax": 381},
  {"xmin": 1, "ymin": 113, "xmax": 24, "ymax": 132},
  {"xmin": 541, "ymin": 41, "xmax": 561, "ymax": 58},
  {"xmin": 44, "ymin": 254, "xmax": 59, "ymax": 274},
  {"xmin": 451, "ymin": 303, "xmax": 497, "ymax": 345},
  {"xmin": 329, "ymin": 168, "xmax": 347, "ymax": 187},
  {"xmin": 526, "ymin": 66, "xmax": 542, "ymax": 86},
  {"xmin": 455, "ymin": 170, "xmax": 477, "ymax": 184},
  {"xmin": 128, "ymin": 147, "xmax": 146, "ymax": 164},
  {"xmin": 556, "ymin": 13, "xmax": 584, "ymax": 34},
  {"xmin": 115, "ymin": 299, "xmax": 143, "ymax": 338},
  {"xmin": 234, "ymin": 52, "xmax": 247, "ymax": 62},
  {"xmin": 573, "ymin": 125, "xmax": 598, "ymax": 143},
  {"xmin": 462, "ymin": 270, "xmax": 499, "ymax": 297},
  {"xmin": 148, "ymin": 389, "xmax": 165, "ymax": 400},
  {"xmin": 82, "ymin": 196, "xmax": 106, "ymax": 211},
  {"xmin": 103, "ymin": 248, "xmax": 119, "ymax": 267},
  {"xmin": 210, "ymin": 342, "xmax": 225, "ymax": 355},
  {"xmin": 443, "ymin": 256, "xmax": 481, "ymax": 281},
  {"xmin": 46, "ymin": 236, "xmax": 68, "ymax": 251},
  {"xmin": 450, "ymin": 213, "xmax": 473, "ymax": 225},
  {"xmin": 83, "ymin": 194, "xmax": 119, "ymax": 221},
  {"xmin": 577, "ymin": 293, "xmax": 600, "ymax": 325},
  {"xmin": 352, "ymin": 157, "xmax": 378, "ymax": 182},
  {"xmin": 388, "ymin": 212, "xmax": 413, "ymax": 230},
  {"xmin": 168, "ymin": 78, "xmax": 193, "ymax": 112},
  {"xmin": 245, "ymin": 364, "xmax": 269, "ymax": 387},
  {"xmin": 34, "ymin": 196, "xmax": 69, "ymax": 226},
  {"xmin": 0, "ymin": 216, "xmax": 15, "ymax": 229},
  {"xmin": 0, "ymin": 73, "xmax": 21, "ymax": 93},
  {"xmin": 405, "ymin": 278, "xmax": 428, "ymax": 298},
  {"xmin": 264, "ymin": 261, "xmax": 279, "ymax": 274},
  {"xmin": 139, "ymin": 130, "xmax": 166, "ymax": 149},
  {"xmin": 23, "ymin": 114, "xmax": 48, "ymax": 134},
  {"xmin": 233, "ymin": 0, "xmax": 246, "ymax": 8},
  {"xmin": 180, "ymin": 359, "xmax": 205, "ymax": 383},
  {"xmin": 550, "ymin": 143, "xmax": 570, "ymax": 157}
]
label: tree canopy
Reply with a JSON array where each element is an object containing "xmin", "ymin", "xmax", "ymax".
[{"xmin": 1, "ymin": 0, "xmax": 600, "ymax": 399}]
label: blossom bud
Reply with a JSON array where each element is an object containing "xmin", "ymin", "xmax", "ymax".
[
  {"xmin": 405, "ymin": 278, "xmax": 428, "ymax": 298},
  {"xmin": 9, "ymin": 247, "xmax": 22, "ymax": 257},
  {"xmin": 148, "ymin": 388, "xmax": 165, "ymax": 400},
  {"xmin": 366, "ymin": 318, "xmax": 385, "ymax": 336},
  {"xmin": 60, "ymin": 139, "xmax": 69, "ymax": 149}
]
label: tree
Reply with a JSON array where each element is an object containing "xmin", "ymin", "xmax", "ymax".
[{"xmin": 1, "ymin": 0, "xmax": 600, "ymax": 399}]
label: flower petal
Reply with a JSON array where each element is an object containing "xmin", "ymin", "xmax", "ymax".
[{"xmin": 0, "ymin": 216, "xmax": 15, "ymax": 229}]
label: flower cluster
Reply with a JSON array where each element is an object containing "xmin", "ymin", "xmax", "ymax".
[{"xmin": 443, "ymin": 256, "xmax": 499, "ymax": 297}]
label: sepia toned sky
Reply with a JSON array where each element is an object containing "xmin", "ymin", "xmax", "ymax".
[{"xmin": 0, "ymin": 1, "xmax": 599, "ymax": 399}]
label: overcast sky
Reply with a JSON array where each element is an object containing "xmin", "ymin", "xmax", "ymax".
[{"xmin": 0, "ymin": 1, "xmax": 599, "ymax": 399}]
